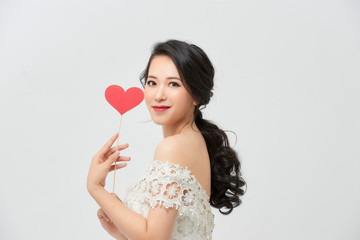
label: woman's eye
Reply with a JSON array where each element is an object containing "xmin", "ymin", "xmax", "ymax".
[
  {"xmin": 146, "ymin": 80, "xmax": 156, "ymax": 86},
  {"xmin": 169, "ymin": 82, "xmax": 180, "ymax": 87},
  {"xmin": 146, "ymin": 80, "xmax": 179, "ymax": 87}
]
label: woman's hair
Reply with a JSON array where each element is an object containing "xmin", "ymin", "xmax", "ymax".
[{"xmin": 140, "ymin": 39, "xmax": 246, "ymax": 214}]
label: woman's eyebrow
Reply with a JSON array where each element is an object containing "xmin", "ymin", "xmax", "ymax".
[
  {"xmin": 167, "ymin": 77, "xmax": 181, "ymax": 80},
  {"xmin": 148, "ymin": 75, "xmax": 181, "ymax": 80}
]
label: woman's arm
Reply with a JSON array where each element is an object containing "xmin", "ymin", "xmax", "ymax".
[
  {"xmin": 88, "ymin": 185, "xmax": 178, "ymax": 240},
  {"xmin": 87, "ymin": 133, "xmax": 178, "ymax": 240},
  {"xmin": 97, "ymin": 207, "xmax": 128, "ymax": 240}
]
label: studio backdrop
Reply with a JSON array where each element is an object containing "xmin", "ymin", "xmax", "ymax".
[{"xmin": 0, "ymin": 0, "xmax": 359, "ymax": 239}]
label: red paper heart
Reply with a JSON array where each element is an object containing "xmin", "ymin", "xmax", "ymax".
[{"xmin": 105, "ymin": 85, "xmax": 144, "ymax": 115}]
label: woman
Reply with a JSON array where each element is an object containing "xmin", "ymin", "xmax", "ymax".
[{"xmin": 87, "ymin": 40, "xmax": 246, "ymax": 240}]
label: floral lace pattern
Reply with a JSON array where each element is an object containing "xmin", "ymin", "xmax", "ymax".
[{"xmin": 124, "ymin": 160, "xmax": 214, "ymax": 240}]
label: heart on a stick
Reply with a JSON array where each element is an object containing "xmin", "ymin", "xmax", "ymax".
[{"xmin": 105, "ymin": 85, "xmax": 144, "ymax": 115}]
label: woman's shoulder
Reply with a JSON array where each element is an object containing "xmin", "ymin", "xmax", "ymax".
[
  {"xmin": 153, "ymin": 133, "xmax": 203, "ymax": 169},
  {"xmin": 152, "ymin": 133, "xmax": 211, "ymax": 199}
]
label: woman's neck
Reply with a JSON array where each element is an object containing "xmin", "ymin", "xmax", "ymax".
[{"xmin": 162, "ymin": 116, "xmax": 197, "ymax": 138}]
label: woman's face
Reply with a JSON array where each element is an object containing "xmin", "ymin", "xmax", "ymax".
[{"xmin": 144, "ymin": 55, "xmax": 197, "ymax": 126}]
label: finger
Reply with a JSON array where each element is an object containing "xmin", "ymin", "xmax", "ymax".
[
  {"xmin": 106, "ymin": 146, "xmax": 119, "ymax": 158},
  {"xmin": 97, "ymin": 208, "xmax": 106, "ymax": 217},
  {"xmin": 116, "ymin": 143, "xmax": 130, "ymax": 151},
  {"xmin": 108, "ymin": 162, "xmax": 127, "ymax": 172},
  {"xmin": 116, "ymin": 156, "xmax": 131, "ymax": 161},
  {"xmin": 108, "ymin": 156, "xmax": 131, "ymax": 165},
  {"xmin": 105, "ymin": 147, "xmax": 129, "ymax": 167},
  {"xmin": 97, "ymin": 132, "xmax": 119, "ymax": 157},
  {"xmin": 97, "ymin": 209, "xmax": 110, "ymax": 222},
  {"xmin": 99, "ymin": 216, "xmax": 117, "ymax": 232},
  {"xmin": 106, "ymin": 144, "xmax": 130, "ymax": 158},
  {"xmin": 105, "ymin": 143, "xmax": 130, "ymax": 159},
  {"xmin": 99, "ymin": 215, "xmax": 111, "ymax": 223}
]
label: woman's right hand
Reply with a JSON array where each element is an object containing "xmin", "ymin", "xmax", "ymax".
[{"xmin": 97, "ymin": 194, "xmax": 128, "ymax": 240}]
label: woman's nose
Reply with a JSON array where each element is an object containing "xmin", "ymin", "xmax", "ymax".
[{"xmin": 155, "ymin": 85, "xmax": 166, "ymax": 101}]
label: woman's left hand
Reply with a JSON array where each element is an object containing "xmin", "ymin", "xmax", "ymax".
[{"xmin": 87, "ymin": 132, "xmax": 131, "ymax": 192}]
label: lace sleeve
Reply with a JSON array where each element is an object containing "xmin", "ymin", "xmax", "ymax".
[{"xmin": 143, "ymin": 160, "xmax": 199, "ymax": 214}]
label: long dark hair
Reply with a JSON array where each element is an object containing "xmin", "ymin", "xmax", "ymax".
[{"xmin": 140, "ymin": 39, "xmax": 246, "ymax": 214}]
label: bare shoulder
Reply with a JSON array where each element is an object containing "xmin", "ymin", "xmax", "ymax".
[
  {"xmin": 154, "ymin": 135, "xmax": 189, "ymax": 166},
  {"xmin": 153, "ymin": 134, "xmax": 205, "ymax": 169},
  {"xmin": 154, "ymin": 134, "xmax": 208, "ymax": 171},
  {"xmin": 154, "ymin": 133, "xmax": 211, "ymax": 198}
]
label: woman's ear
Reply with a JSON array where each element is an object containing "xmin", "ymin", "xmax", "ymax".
[{"xmin": 192, "ymin": 100, "xmax": 197, "ymax": 106}]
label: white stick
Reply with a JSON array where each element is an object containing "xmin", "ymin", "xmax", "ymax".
[{"xmin": 113, "ymin": 114, "xmax": 122, "ymax": 193}]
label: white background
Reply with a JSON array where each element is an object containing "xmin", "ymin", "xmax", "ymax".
[{"xmin": 0, "ymin": 0, "xmax": 359, "ymax": 239}]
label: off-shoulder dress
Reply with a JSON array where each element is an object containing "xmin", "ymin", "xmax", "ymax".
[{"xmin": 123, "ymin": 160, "xmax": 214, "ymax": 240}]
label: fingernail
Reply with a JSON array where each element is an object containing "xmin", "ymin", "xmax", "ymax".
[{"xmin": 114, "ymin": 151, "xmax": 120, "ymax": 156}]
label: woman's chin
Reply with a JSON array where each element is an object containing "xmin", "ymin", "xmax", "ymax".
[{"xmin": 151, "ymin": 119, "xmax": 166, "ymax": 125}]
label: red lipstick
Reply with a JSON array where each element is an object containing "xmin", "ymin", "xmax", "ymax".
[{"xmin": 153, "ymin": 105, "xmax": 170, "ymax": 112}]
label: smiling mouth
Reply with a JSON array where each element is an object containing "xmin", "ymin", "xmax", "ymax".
[{"xmin": 153, "ymin": 106, "xmax": 170, "ymax": 112}]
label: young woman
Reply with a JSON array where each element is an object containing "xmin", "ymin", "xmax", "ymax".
[{"xmin": 87, "ymin": 40, "xmax": 246, "ymax": 240}]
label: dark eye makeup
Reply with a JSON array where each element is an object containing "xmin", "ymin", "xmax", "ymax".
[{"xmin": 146, "ymin": 80, "xmax": 180, "ymax": 87}]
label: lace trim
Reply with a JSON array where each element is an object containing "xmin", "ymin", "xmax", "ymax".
[{"xmin": 138, "ymin": 160, "xmax": 210, "ymax": 214}]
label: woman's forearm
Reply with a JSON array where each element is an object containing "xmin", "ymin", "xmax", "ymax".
[{"xmin": 88, "ymin": 185, "xmax": 149, "ymax": 240}]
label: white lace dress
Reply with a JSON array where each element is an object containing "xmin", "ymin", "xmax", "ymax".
[{"xmin": 123, "ymin": 160, "xmax": 215, "ymax": 240}]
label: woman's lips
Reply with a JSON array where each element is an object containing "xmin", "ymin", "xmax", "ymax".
[{"xmin": 153, "ymin": 106, "xmax": 170, "ymax": 112}]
